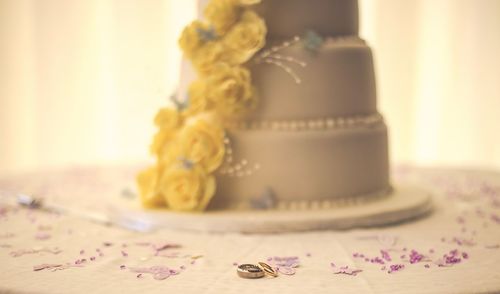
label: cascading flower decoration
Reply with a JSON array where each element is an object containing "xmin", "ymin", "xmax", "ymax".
[{"xmin": 137, "ymin": 0, "xmax": 266, "ymax": 212}]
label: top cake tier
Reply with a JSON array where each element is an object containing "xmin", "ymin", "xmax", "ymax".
[
  {"xmin": 198, "ymin": 0, "xmax": 359, "ymax": 38},
  {"xmin": 254, "ymin": 0, "xmax": 359, "ymax": 38}
]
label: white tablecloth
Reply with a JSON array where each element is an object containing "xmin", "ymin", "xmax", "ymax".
[{"xmin": 0, "ymin": 165, "xmax": 499, "ymax": 294}]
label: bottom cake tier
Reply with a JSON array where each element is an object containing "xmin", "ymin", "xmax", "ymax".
[{"xmin": 211, "ymin": 118, "xmax": 391, "ymax": 210}]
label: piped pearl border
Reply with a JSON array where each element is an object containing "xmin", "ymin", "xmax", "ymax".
[
  {"xmin": 226, "ymin": 113, "xmax": 384, "ymax": 131},
  {"xmin": 275, "ymin": 186, "xmax": 392, "ymax": 211},
  {"xmin": 221, "ymin": 186, "xmax": 393, "ymax": 211}
]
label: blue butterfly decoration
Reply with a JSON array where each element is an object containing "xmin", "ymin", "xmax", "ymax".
[
  {"xmin": 250, "ymin": 187, "xmax": 277, "ymax": 210},
  {"xmin": 302, "ymin": 30, "xmax": 324, "ymax": 53},
  {"xmin": 196, "ymin": 26, "xmax": 218, "ymax": 42}
]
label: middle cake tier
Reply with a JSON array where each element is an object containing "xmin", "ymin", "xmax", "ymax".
[
  {"xmin": 250, "ymin": 37, "xmax": 377, "ymax": 120},
  {"xmin": 211, "ymin": 120, "xmax": 390, "ymax": 210}
]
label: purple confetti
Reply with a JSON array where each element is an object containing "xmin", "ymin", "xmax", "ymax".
[
  {"xmin": 388, "ymin": 264, "xmax": 405, "ymax": 274},
  {"xmin": 409, "ymin": 250, "xmax": 425, "ymax": 264},
  {"xmin": 370, "ymin": 257, "xmax": 385, "ymax": 264},
  {"xmin": 435, "ymin": 249, "xmax": 466, "ymax": 267}
]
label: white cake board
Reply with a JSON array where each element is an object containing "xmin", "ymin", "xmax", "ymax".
[{"xmin": 138, "ymin": 185, "xmax": 432, "ymax": 234}]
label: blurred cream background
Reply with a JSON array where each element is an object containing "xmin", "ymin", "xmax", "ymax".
[{"xmin": 0, "ymin": 0, "xmax": 499, "ymax": 175}]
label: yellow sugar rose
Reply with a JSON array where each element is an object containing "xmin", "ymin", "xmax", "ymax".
[
  {"xmin": 191, "ymin": 41, "xmax": 227, "ymax": 75},
  {"xmin": 238, "ymin": 0, "xmax": 261, "ymax": 5},
  {"xmin": 160, "ymin": 164, "xmax": 216, "ymax": 211},
  {"xmin": 204, "ymin": 0, "xmax": 241, "ymax": 35},
  {"xmin": 183, "ymin": 80, "xmax": 211, "ymax": 116},
  {"xmin": 178, "ymin": 115, "xmax": 225, "ymax": 173},
  {"xmin": 154, "ymin": 107, "xmax": 182, "ymax": 130},
  {"xmin": 137, "ymin": 166, "xmax": 165, "ymax": 208},
  {"xmin": 150, "ymin": 130, "xmax": 168, "ymax": 157},
  {"xmin": 179, "ymin": 20, "xmax": 211, "ymax": 59},
  {"xmin": 150, "ymin": 108, "xmax": 182, "ymax": 156},
  {"xmin": 223, "ymin": 9, "xmax": 266, "ymax": 64},
  {"xmin": 206, "ymin": 63, "xmax": 257, "ymax": 118}
]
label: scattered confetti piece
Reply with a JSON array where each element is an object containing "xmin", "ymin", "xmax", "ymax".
[
  {"xmin": 129, "ymin": 266, "xmax": 180, "ymax": 280},
  {"xmin": 35, "ymin": 232, "xmax": 51, "ymax": 240},
  {"xmin": 34, "ymin": 264, "xmax": 63, "ymax": 271},
  {"xmin": 450, "ymin": 237, "xmax": 476, "ymax": 247},
  {"xmin": 408, "ymin": 250, "xmax": 427, "ymax": 264},
  {"xmin": 388, "ymin": 264, "xmax": 405, "ymax": 274},
  {"xmin": 435, "ymin": 249, "xmax": 466, "ymax": 267},
  {"xmin": 33, "ymin": 263, "xmax": 83, "ymax": 272},
  {"xmin": 380, "ymin": 250, "xmax": 392, "ymax": 262},
  {"xmin": 267, "ymin": 256, "xmax": 300, "ymax": 275},
  {"xmin": 10, "ymin": 247, "xmax": 62, "ymax": 257},
  {"xmin": 153, "ymin": 243, "xmax": 182, "ymax": 255},
  {"xmin": 331, "ymin": 263, "xmax": 362, "ymax": 276}
]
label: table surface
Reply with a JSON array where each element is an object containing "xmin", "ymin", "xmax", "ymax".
[{"xmin": 0, "ymin": 165, "xmax": 499, "ymax": 294}]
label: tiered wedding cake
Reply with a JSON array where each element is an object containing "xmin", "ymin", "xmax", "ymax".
[
  {"xmin": 137, "ymin": 0, "xmax": 431, "ymax": 231},
  {"xmin": 212, "ymin": 0, "xmax": 390, "ymax": 209}
]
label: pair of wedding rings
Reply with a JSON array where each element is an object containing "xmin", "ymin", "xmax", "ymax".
[{"xmin": 237, "ymin": 262, "xmax": 278, "ymax": 279}]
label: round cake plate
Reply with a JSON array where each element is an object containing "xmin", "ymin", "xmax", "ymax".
[{"xmin": 140, "ymin": 185, "xmax": 433, "ymax": 234}]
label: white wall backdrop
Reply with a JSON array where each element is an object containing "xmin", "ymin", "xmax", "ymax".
[{"xmin": 1, "ymin": 0, "xmax": 499, "ymax": 175}]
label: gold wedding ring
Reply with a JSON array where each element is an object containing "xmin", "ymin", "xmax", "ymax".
[
  {"xmin": 258, "ymin": 262, "xmax": 278, "ymax": 278},
  {"xmin": 237, "ymin": 264, "xmax": 265, "ymax": 279}
]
